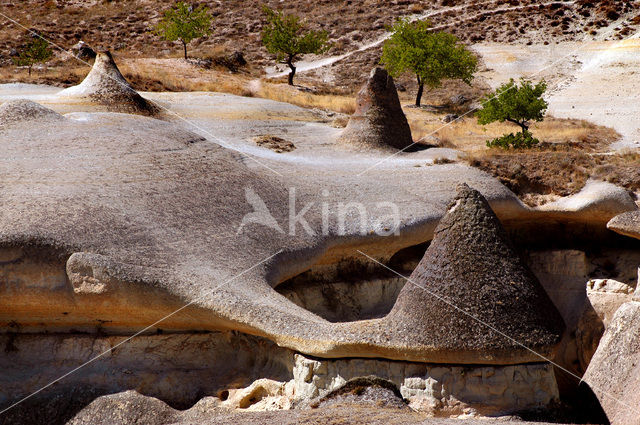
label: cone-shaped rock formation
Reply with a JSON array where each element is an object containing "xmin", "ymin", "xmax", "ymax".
[
  {"xmin": 338, "ymin": 67, "xmax": 413, "ymax": 150},
  {"xmin": 385, "ymin": 183, "xmax": 565, "ymax": 363},
  {"xmin": 58, "ymin": 51, "xmax": 158, "ymax": 115},
  {"xmin": 0, "ymin": 99, "xmax": 64, "ymax": 126}
]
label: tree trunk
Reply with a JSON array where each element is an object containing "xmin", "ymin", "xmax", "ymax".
[
  {"xmin": 287, "ymin": 56, "xmax": 296, "ymax": 86},
  {"xmin": 506, "ymin": 118, "xmax": 528, "ymax": 135},
  {"xmin": 28, "ymin": 65, "xmax": 32, "ymax": 77},
  {"xmin": 182, "ymin": 41, "xmax": 188, "ymax": 60},
  {"xmin": 416, "ymin": 84, "xmax": 425, "ymax": 107},
  {"xmin": 415, "ymin": 75, "xmax": 424, "ymax": 107}
]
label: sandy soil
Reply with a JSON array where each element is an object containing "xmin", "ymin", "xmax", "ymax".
[{"xmin": 475, "ymin": 37, "xmax": 640, "ymax": 151}]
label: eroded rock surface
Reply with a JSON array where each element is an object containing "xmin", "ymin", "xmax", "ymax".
[
  {"xmin": 576, "ymin": 279, "xmax": 635, "ymax": 371},
  {"xmin": 290, "ymin": 353, "xmax": 559, "ymax": 417},
  {"xmin": 1, "ymin": 93, "xmax": 635, "ymax": 423},
  {"xmin": 0, "ymin": 99, "xmax": 64, "ymax": 125},
  {"xmin": 0, "ymin": 331, "xmax": 293, "ymax": 412},
  {"xmin": 608, "ymin": 210, "xmax": 640, "ymax": 240},
  {"xmin": 538, "ymin": 180, "xmax": 637, "ymax": 224},
  {"xmin": 380, "ymin": 184, "xmax": 565, "ymax": 364},
  {"xmin": 583, "ymin": 301, "xmax": 640, "ymax": 425},
  {"xmin": 67, "ymin": 389, "xmax": 564, "ymax": 425},
  {"xmin": 338, "ymin": 67, "xmax": 413, "ymax": 150},
  {"xmin": 57, "ymin": 51, "xmax": 158, "ymax": 115}
]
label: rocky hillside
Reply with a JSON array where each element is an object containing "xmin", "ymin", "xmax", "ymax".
[{"xmin": 1, "ymin": 0, "xmax": 638, "ymax": 72}]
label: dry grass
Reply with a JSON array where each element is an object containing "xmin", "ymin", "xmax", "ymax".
[
  {"xmin": 116, "ymin": 58, "xmax": 356, "ymax": 114},
  {"xmin": 119, "ymin": 58, "xmax": 255, "ymax": 97},
  {"xmin": 1, "ymin": 56, "xmax": 356, "ymax": 115},
  {"xmin": 405, "ymin": 106, "xmax": 619, "ymax": 155},
  {"xmin": 255, "ymin": 83, "xmax": 356, "ymax": 114},
  {"xmin": 401, "ymin": 104, "xmax": 636, "ymax": 205},
  {"xmin": 0, "ymin": 65, "xmax": 87, "ymax": 87}
]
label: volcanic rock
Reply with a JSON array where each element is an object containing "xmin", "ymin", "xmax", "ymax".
[
  {"xmin": 290, "ymin": 353, "xmax": 558, "ymax": 416},
  {"xmin": 607, "ymin": 210, "xmax": 640, "ymax": 240},
  {"xmin": 575, "ymin": 279, "xmax": 635, "ymax": 371},
  {"xmin": 338, "ymin": 67, "xmax": 413, "ymax": 150},
  {"xmin": 582, "ymin": 301, "xmax": 640, "ymax": 425},
  {"xmin": 384, "ymin": 183, "xmax": 565, "ymax": 364},
  {"xmin": 0, "ymin": 99, "xmax": 64, "ymax": 126},
  {"xmin": 57, "ymin": 51, "xmax": 158, "ymax": 115},
  {"xmin": 67, "ymin": 390, "xmax": 178, "ymax": 425},
  {"xmin": 310, "ymin": 376, "xmax": 407, "ymax": 410},
  {"xmin": 71, "ymin": 41, "xmax": 97, "ymax": 61},
  {"xmin": 538, "ymin": 179, "xmax": 638, "ymax": 224}
]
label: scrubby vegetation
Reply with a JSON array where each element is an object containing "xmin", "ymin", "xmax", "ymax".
[
  {"xmin": 485, "ymin": 130, "xmax": 540, "ymax": 150},
  {"xmin": 468, "ymin": 150, "xmax": 640, "ymax": 206},
  {"xmin": 13, "ymin": 35, "xmax": 52, "ymax": 77},
  {"xmin": 381, "ymin": 19, "xmax": 477, "ymax": 107},
  {"xmin": 261, "ymin": 6, "xmax": 331, "ymax": 85},
  {"xmin": 154, "ymin": 2, "xmax": 213, "ymax": 60},
  {"xmin": 477, "ymin": 79, "xmax": 548, "ymax": 149},
  {"xmin": 407, "ymin": 103, "xmax": 633, "ymax": 205}
]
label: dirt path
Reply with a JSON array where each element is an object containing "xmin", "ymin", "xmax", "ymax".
[
  {"xmin": 547, "ymin": 36, "xmax": 640, "ymax": 150},
  {"xmin": 476, "ymin": 35, "xmax": 640, "ymax": 151},
  {"xmin": 265, "ymin": 0, "xmax": 575, "ymax": 78}
]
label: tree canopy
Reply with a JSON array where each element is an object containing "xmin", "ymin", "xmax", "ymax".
[
  {"xmin": 14, "ymin": 36, "xmax": 52, "ymax": 77},
  {"xmin": 477, "ymin": 78, "xmax": 548, "ymax": 149},
  {"xmin": 381, "ymin": 19, "xmax": 477, "ymax": 106},
  {"xmin": 261, "ymin": 6, "xmax": 330, "ymax": 85},
  {"xmin": 154, "ymin": 2, "xmax": 212, "ymax": 60}
]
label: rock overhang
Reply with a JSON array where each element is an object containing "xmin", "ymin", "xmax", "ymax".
[{"xmin": 0, "ymin": 99, "xmax": 636, "ymax": 366}]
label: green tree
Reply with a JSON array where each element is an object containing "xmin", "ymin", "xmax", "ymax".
[
  {"xmin": 477, "ymin": 78, "xmax": 548, "ymax": 149},
  {"xmin": 261, "ymin": 6, "xmax": 331, "ymax": 85},
  {"xmin": 381, "ymin": 19, "xmax": 477, "ymax": 107},
  {"xmin": 13, "ymin": 36, "xmax": 52, "ymax": 77},
  {"xmin": 154, "ymin": 2, "xmax": 212, "ymax": 60}
]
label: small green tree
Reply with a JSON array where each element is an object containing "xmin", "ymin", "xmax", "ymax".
[
  {"xmin": 477, "ymin": 78, "xmax": 548, "ymax": 149},
  {"xmin": 381, "ymin": 19, "xmax": 477, "ymax": 107},
  {"xmin": 154, "ymin": 2, "xmax": 212, "ymax": 60},
  {"xmin": 261, "ymin": 6, "xmax": 331, "ymax": 85},
  {"xmin": 13, "ymin": 36, "xmax": 52, "ymax": 77}
]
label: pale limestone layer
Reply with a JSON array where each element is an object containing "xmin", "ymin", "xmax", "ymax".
[
  {"xmin": 526, "ymin": 249, "xmax": 640, "ymax": 382},
  {"xmin": 0, "ymin": 332, "xmax": 293, "ymax": 410},
  {"xmin": 1, "ymin": 331, "xmax": 558, "ymax": 420},
  {"xmin": 290, "ymin": 354, "xmax": 559, "ymax": 417},
  {"xmin": 575, "ymin": 278, "xmax": 635, "ymax": 371}
]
